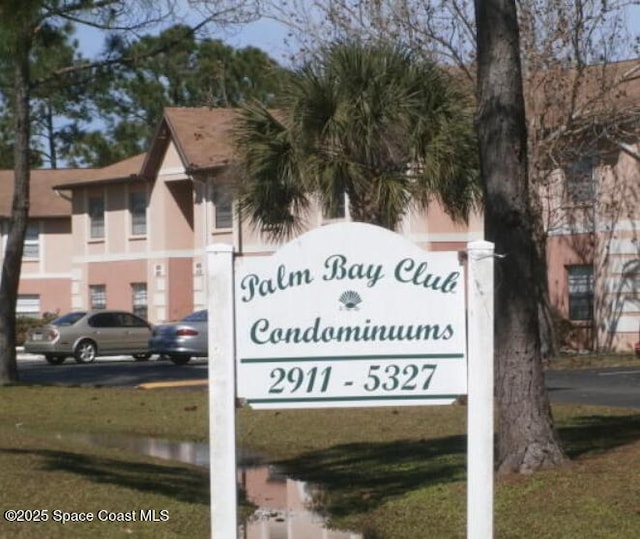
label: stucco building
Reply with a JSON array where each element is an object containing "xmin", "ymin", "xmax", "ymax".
[
  {"xmin": 2, "ymin": 106, "xmax": 638, "ymax": 352},
  {"xmin": 543, "ymin": 146, "xmax": 640, "ymax": 352}
]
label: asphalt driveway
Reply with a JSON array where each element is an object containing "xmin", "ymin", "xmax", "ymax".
[
  {"xmin": 16, "ymin": 354, "xmax": 207, "ymax": 388},
  {"xmin": 546, "ymin": 366, "xmax": 640, "ymax": 409}
]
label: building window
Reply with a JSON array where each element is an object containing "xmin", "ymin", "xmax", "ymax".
[
  {"xmin": 213, "ymin": 185, "xmax": 233, "ymax": 229},
  {"xmin": 89, "ymin": 196, "xmax": 105, "ymax": 239},
  {"xmin": 23, "ymin": 222, "xmax": 40, "ymax": 258},
  {"xmin": 565, "ymin": 156, "xmax": 595, "ymax": 204},
  {"xmin": 567, "ymin": 265, "xmax": 594, "ymax": 321},
  {"xmin": 89, "ymin": 284, "xmax": 106, "ymax": 309},
  {"xmin": 130, "ymin": 191, "xmax": 147, "ymax": 236},
  {"xmin": 323, "ymin": 192, "xmax": 347, "ymax": 220},
  {"xmin": 131, "ymin": 283, "xmax": 148, "ymax": 319},
  {"xmin": 17, "ymin": 295, "xmax": 40, "ymax": 318}
]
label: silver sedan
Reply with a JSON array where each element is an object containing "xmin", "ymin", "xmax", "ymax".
[
  {"xmin": 149, "ymin": 310, "xmax": 208, "ymax": 364},
  {"xmin": 24, "ymin": 310, "xmax": 152, "ymax": 364}
]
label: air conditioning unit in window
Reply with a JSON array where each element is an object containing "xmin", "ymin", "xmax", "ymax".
[{"xmin": 154, "ymin": 264, "xmax": 164, "ymax": 277}]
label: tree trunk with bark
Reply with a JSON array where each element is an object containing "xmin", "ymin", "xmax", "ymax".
[
  {"xmin": 0, "ymin": 24, "xmax": 31, "ymax": 385},
  {"xmin": 474, "ymin": 0, "xmax": 566, "ymax": 473}
]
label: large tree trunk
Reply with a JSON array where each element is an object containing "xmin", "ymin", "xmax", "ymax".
[
  {"xmin": 474, "ymin": 0, "xmax": 566, "ymax": 473},
  {"xmin": 0, "ymin": 27, "xmax": 31, "ymax": 385}
]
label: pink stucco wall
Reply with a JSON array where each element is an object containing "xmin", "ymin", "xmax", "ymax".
[
  {"xmin": 18, "ymin": 278, "xmax": 71, "ymax": 316},
  {"xmin": 543, "ymin": 145, "xmax": 640, "ymax": 352},
  {"xmin": 166, "ymin": 257, "xmax": 194, "ymax": 322},
  {"xmin": 17, "ymin": 217, "xmax": 74, "ymax": 316},
  {"xmin": 87, "ymin": 259, "xmax": 147, "ymax": 312},
  {"xmin": 547, "ymin": 234, "xmax": 594, "ymax": 315}
]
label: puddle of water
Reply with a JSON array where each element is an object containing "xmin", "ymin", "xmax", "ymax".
[
  {"xmin": 52, "ymin": 432, "xmax": 363, "ymax": 539},
  {"xmin": 56, "ymin": 432, "xmax": 210, "ymax": 467},
  {"xmin": 239, "ymin": 464, "xmax": 362, "ymax": 539}
]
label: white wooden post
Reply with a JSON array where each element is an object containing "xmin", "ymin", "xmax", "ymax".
[
  {"xmin": 207, "ymin": 244, "xmax": 237, "ymax": 538},
  {"xmin": 466, "ymin": 240, "xmax": 495, "ymax": 539}
]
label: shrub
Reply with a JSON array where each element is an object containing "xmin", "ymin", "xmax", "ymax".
[
  {"xmin": 551, "ymin": 308, "xmax": 576, "ymax": 351},
  {"xmin": 15, "ymin": 314, "xmax": 56, "ymax": 346}
]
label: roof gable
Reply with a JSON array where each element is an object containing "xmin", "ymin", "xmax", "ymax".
[{"xmin": 140, "ymin": 107, "xmax": 239, "ymax": 179}]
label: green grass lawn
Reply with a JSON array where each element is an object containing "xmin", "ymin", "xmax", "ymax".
[
  {"xmin": 0, "ymin": 386, "xmax": 210, "ymax": 538},
  {"xmin": 1, "ymin": 381, "xmax": 640, "ymax": 538},
  {"xmin": 238, "ymin": 404, "xmax": 640, "ymax": 538}
]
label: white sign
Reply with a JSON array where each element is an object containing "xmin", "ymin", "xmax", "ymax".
[{"xmin": 234, "ymin": 223, "xmax": 467, "ymax": 408}]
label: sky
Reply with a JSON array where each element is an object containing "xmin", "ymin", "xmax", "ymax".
[
  {"xmin": 224, "ymin": 18, "xmax": 293, "ymax": 63},
  {"xmin": 75, "ymin": 5, "xmax": 640, "ymax": 66},
  {"xmin": 75, "ymin": 14, "xmax": 294, "ymax": 65}
]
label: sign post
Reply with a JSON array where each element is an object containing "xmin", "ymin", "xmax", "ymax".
[
  {"xmin": 207, "ymin": 244, "xmax": 237, "ymax": 538},
  {"xmin": 466, "ymin": 241, "xmax": 495, "ymax": 539}
]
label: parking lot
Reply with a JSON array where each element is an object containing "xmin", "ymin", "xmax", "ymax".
[{"xmin": 17, "ymin": 350, "xmax": 208, "ymax": 388}]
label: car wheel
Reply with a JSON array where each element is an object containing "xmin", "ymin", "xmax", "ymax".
[
  {"xmin": 169, "ymin": 354, "xmax": 191, "ymax": 365},
  {"xmin": 74, "ymin": 340, "xmax": 97, "ymax": 363},
  {"xmin": 133, "ymin": 353, "xmax": 151, "ymax": 361},
  {"xmin": 45, "ymin": 354, "xmax": 66, "ymax": 365}
]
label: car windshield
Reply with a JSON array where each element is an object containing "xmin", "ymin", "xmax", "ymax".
[
  {"xmin": 183, "ymin": 310, "xmax": 207, "ymax": 322},
  {"xmin": 52, "ymin": 311, "xmax": 87, "ymax": 326}
]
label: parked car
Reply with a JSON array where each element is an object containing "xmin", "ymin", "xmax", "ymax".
[
  {"xmin": 149, "ymin": 310, "xmax": 208, "ymax": 365},
  {"xmin": 24, "ymin": 310, "xmax": 152, "ymax": 364}
]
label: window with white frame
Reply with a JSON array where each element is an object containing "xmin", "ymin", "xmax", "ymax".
[
  {"xmin": 567, "ymin": 265, "xmax": 594, "ymax": 321},
  {"xmin": 17, "ymin": 295, "xmax": 40, "ymax": 318},
  {"xmin": 88, "ymin": 196, "xmax": 105, "ymax": 239},
  {"xmin": 131, "ymin": 283, "xmax": 148, "ymax": 319},
  {"xmin": 322, "ymin": 191, "xmax": 347, "ymax": 220},
  {"xmin": 89, "ymin": 284, "xmax": 106, "ymax": 309},
  {"xmin": 23, "ymin": 222, "xmax": 40, "ymax": 258},
  {"xmin": 565, "ymin": 156, "xmax": 595, "ymax": 204},
  {"xmin": 129, "ymin": 191, "xmax": 147, "ymax": 236},
  {"xmin": 213, "ymin": 185, "xmax": 233, "ymax": 229}
]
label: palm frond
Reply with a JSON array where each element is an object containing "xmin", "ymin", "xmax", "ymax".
[
  {"xmin": 233, "ymin": 40, "xmax": 481, "ymax": 234},
  {"xmin": 234, "ymin": 102, "xmax": 310, "ymax": 241}
]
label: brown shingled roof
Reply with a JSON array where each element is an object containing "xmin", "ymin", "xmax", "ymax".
[
  {"xmin": 0, "ymin": 153, "xmax": 146, "ymax": 218},
  {"xmin": 0, "ymin": 168, "xmax": 100, "ymax": 218},
  {"xmin": 523, "ymin": 59, "xmax": 640, "ymax": 129},
  {"xmin": 140, "ymin": 107, "xmax": 240, "ymax": 179},
  {"xmin": 0, "ymin": 108, "xmax": 241, "ymax": 220},
  {"xmin": 53, "ymin": 153, "xmax": 146, "ymax": 189},
  {"xmin": 165, "ymin": 107, "xmax": 238, "ymax": 170}
]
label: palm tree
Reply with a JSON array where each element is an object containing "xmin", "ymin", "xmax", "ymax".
[{"xmin": 234, "ymin": 40, "xmax": 480, "ymax": 239}]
